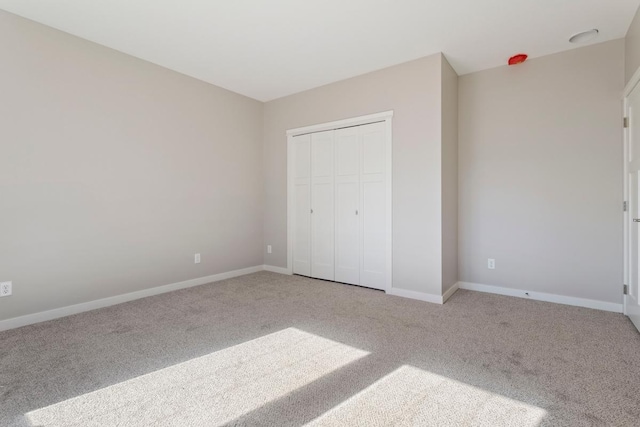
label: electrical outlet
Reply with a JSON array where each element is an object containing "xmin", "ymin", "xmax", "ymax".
[
  {"xmin": 267, "ymin": 245, "xmax": 272, "ymax": 254},
  {"xmin": 0, "ymin": 281, "xmax": 12, "ymax": 297},
  {"xmin": 488, "ymin": 259, "xmax": 496, "ymax": 269},
  {"xmin": 194, "ymin": 253, "xmax": 201, "ymax": 264}
]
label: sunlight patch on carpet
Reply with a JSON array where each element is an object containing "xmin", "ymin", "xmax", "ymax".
[
  {"xmin": 26, "ymin": 328, "xmax": 369, "ymax": 427},
  {"xmin": 306, "ymin": 365, "xmax": 547, "ymax": 426}
]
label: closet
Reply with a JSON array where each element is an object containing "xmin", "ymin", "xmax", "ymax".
[{"xmin": 289, "ymin": 117, "xmax": 391, "ymax": 291}]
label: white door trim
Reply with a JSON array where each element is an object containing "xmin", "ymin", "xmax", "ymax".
[
  {"xmin": 624, "ymin": 66, "xmax": 640, "ymax": 323},
  {"xmin": 624, "ymin": 66, "xmax": 640, "ymax": 98},
  {"xmin": 624, "ymin": 94, "xmax": 629, "ymax": 316},
  {"xmin": 624, "ymin": 70, "xmax": 640, "ymax": 317},
  {"xmin": 286, "ymin": 111, "xmax": 393, "ymax": 293},
  {"xmin": 286, "ymin": 111, "xmax": 394, "ymax": 137}
]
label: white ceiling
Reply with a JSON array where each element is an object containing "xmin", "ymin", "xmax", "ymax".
[{"xmin": 1, "ymin": 0, "xmax": 638, "ymax": 101}]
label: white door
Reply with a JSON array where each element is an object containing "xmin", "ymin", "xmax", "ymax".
[
  {"xmin": 287, "ymin": 112, "xmax": 393, "ymax": 291},
  {"xmin": 311, "ymin": 131, "xmax": 335, "ymax": 280},
  {"xmin": 626, "ymin": 83, "xmax": 640, "ymax": 332},
  {"xmin": 334, "ymin": 127, "xmax": 361, "ymax": 285},
  {"xmin": 359, "ymin": 122, "xmax": 387, "ymax": 290},
  {"xmin": 292, "ymin": 134, "xmax": 311, "ymax": 276}
]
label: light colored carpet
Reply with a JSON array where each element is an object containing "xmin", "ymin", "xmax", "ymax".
[{"xmin": 1, "ymin": 271, "xmax": 639, "ymax": 426}]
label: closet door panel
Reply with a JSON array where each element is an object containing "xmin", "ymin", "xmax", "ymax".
[
  {"xmin": 335, "ymin": 181, "xmax": 359, "ymax": 285},
  {"xmin": 337, "ymin": 132, "xmax": 359, "ymax": 176},
  {"xmin": 334, "ymin": 128, "xmax": 360, "ymax": 285},
  {"xmin": 292, "ymin": 135, "xmax": 311, "ymax": 276},
  {"xmin": 361, "ymin": 180, "xmax": 385, "ymax": 289},
  {"xmin": 311, "ymin": 131, "xmax": 335, "ymax": 280},
  {"xmin": 362, "ymin": 124, "xmax": 385, "ymax": 174},
  {"xmin": 360, "ymin": 122, "xmax": 386, "ymax": 290}
]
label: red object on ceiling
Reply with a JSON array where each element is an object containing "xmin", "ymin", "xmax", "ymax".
[{"xmin": 508, "ymin": 54, "xmax": 528, "ymax": 66}]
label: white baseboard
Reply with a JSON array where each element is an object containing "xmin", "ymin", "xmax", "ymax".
[
  {"xmin": 7, "ymin": 269, "xmax": 619, "ymax": 332},
  {"xmin": 386, "ymin": 287, "xmax": 444, "ymax": 304},
  {"xmin": 457, "ymin": 281, "xmax": 623, "ymax": 313},
  {"xmin": 263, "ymin": 265, "xmax": 292, "ymax": 275},
  {"xmin": 442, "ymin": 282, "xmax": 460, "ymax": 303},
  {"xmin": 0, "ymin": 265, "xmax": 264, "ymax": 332}
]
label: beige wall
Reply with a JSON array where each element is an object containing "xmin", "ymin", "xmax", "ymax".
[
  {"xmin": 0, "ymin": 10, "xmax": 264, "ymax": 321},
  {"xmin": 441, "ymin": 58, "xmax": 458, "ymax": 294},
  {"xmin": 6, "ymin": 3, "xmax": 623, "ymax": 318},
  {"xmin": 264, "ymin": 55, "xmax": 447, "ymax": 295},
  {"xmin": 626, "ymin": 5, "xmax": 640, "ymax": 86},
  {"xmin": 459, "ymin": 40, "xmax": 625, "ymax": 303}
]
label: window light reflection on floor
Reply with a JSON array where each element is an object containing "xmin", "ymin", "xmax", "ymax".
[
  {"xmin": 306, "ymin": 365, "xmax": 547, "ymax": 426},
  {"xmin": 26, "ymin": 328, "xmax": 369, "ymax": 427}
]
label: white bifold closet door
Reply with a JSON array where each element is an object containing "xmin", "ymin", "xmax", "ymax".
[
  {"xmin": 334, "ymin": 126, "xmax": 361, "ymax": 285},
  {"xmin": 358, "ymin": 122, "xmax": 387, "ymax": 289},
  {"xmin": 292, "ymin": 134, "xmax": 311, "ymax": 277},
  {"xmin": 310, "ymin": 131, "xmax": 335, "ymax": 281},
  {"xmin": 335, "ymin": 122, "xmax": 386, "ymax": 289},
  {"xmin": 292, "ymin": 131, "xmax": 335, "ymax": 281},
  {"xmin": 292, "ymin": 121, "xmax": 387, "ymax": 291}
]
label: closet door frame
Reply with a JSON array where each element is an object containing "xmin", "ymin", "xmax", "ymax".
[{"xmin": 286, "ymin": 110, "xmax": 393, "ymax": 293}]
